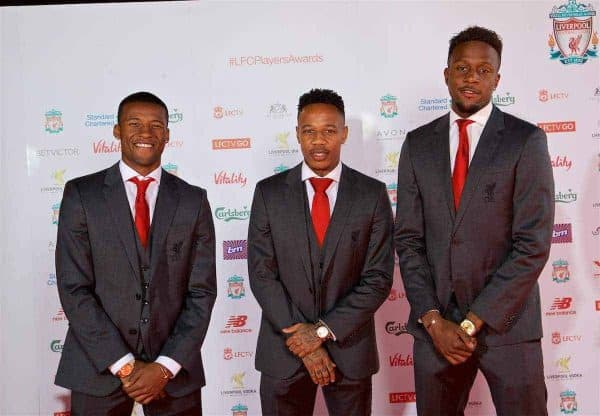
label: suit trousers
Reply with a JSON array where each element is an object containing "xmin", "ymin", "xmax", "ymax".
[
  {"xmin": 413, "ymin": 337, "xmax": 547, "ymax": 416},
  {"xmin": 71, "ymin": 386, "xmax": 202, "ymax": 416},
  {"xmin": 260, "ymin": 367, "xmax": 372, "ymax": 416}
]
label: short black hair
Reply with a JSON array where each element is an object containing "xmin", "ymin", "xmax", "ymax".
[
  {"xmin": 117, "ymin": 91, "xmax": 169, "ymax": 124},
  {"xmin": 297, "ymin": 88, "xmax": 345, "ymax": 120},
  {"xmin": 448, "ymin": 26, "xmax": 502, "ymax": 67}
]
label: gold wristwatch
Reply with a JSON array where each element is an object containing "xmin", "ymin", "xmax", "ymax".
[
  {"xmin": 460, "ymin": 319, "xmax": 476, "ymax": 336},
  {"xmin": 116, "ymin": 361, "xmax": 134, "ymax": 378}
]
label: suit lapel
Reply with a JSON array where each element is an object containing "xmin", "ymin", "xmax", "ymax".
[
  {"xmin": 103, "ymin": 163, "xmax": 141, "ymax": 283},
  {"xmin": 149, "ymin": 169, "xmax": 180, "ymax": 281},
  {"xmin": 432, "ymin": 114, "xmax": 456, "ymax": 221},
  {"xmin": 285, "ymin": 165, "xmax": 314, "ymax": 292},
  {"xmin": 321, "ymin": 165, "xmax": 355, "ymax": 275},
  {"xmin": 454, "ymin": 106, "xmax": 505, "ymax": 230}
]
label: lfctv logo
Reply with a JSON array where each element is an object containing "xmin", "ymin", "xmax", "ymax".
[
  {"xmin": 389, "ymin": 392, "xmax": 417, "ymax": 403},
  {"xmin": 537, "ymin": 121, "xmax": 576, "ymax": 133},
  {"xmin": 212, "ymin": 138, "xmax": 251, "ymax": 150}
]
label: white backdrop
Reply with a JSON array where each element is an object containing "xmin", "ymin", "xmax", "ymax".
[{"xmin": 1, "ymin": 1, "xmax": 599, "ymax": 415}]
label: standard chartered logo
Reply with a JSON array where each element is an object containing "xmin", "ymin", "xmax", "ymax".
[{"xmin": 215, "ymin": 206, "xmax": 250, "ymax": 222}]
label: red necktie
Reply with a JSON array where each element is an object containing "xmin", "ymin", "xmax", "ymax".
[
  {"xmin": 452, "ymin": 119, "xmax": 474, "ymax": 210},
  {"xmin": 128, "ymin": 177, "xmax": 154, "ymax": 248},
  {"xmin": 309, "ymin": 178, "xmax": 334, "ymax": 247}
]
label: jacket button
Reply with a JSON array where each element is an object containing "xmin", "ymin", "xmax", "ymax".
[
  {"xmin": 141, "ymin": 266, "xmax": 149, "ymax": 272},
  {"xmin": 141, "ymin": 318, "xmax": 149, "ymax": 324},
  {"xmin": 129, "ymin": 329, "xmax": 138, "ymax": 335},
  {"xmin": 135, "ymin": 294, "xmax": 141, "ymax": 300}
]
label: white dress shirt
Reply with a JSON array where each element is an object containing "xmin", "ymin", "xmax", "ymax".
[
  {"xmin": 109, "ymin": 160, "xmax": 181, "ymax": 378},
  {"xmin": 301, "ymin": 161, "xmax": 342, "ymax": 215},
  {"xmin": 449, "ymin": 101, "xmax": 493, "ymax": 172},
  {"xmin": 300, "ymin": 160, "xmax": 342, "ymax": 341}
]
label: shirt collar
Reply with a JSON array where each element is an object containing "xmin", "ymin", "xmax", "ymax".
[
  {"xmin": 301, "ymin": 161, "xmax": 342, "ymax": 183},
  {"xmin": 119, "ymin": 160, "xmax": 162, "ymax": 184},
  {"xmin": 449, "ymin": 100, "xmax": 494, "ymax": 127}
]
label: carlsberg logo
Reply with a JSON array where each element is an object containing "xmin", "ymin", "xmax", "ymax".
[{"xmin": 215, "ymin": 206, "xmax": 250, "ymax": 222}]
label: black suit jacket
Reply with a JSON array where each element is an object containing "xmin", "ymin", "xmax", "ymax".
[
  {"xmin": 248, "ymin": 163, "xmax": 394, "ymax": 380},
  {"xmin": 394, "ymin": 106, "xmax": 554, "ymax": 346},
  {"xmin": 55, "ymin": 163, "xmax": 217, "ymax": 397}
]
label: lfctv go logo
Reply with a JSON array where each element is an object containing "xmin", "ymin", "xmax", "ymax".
[{"xmin": 537, "ymin": 121, "xmax": 576, "ymax": 133}]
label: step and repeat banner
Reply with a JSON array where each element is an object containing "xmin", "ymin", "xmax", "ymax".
[{"xmin": 1, "ymin": 1, "xmax": 599, "ymax": 415}]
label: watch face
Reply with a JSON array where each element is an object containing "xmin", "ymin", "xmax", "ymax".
[
  {"xmin": 460, "ymin": 320, "xmax": 475, "ymax": 336},
  {"xmin": 118, "ymin": 363, "xmax": 134, "ymax": 377},
  {"xmin": 316, "ymin": 326, "xmax": 329, "ymax": 339}
]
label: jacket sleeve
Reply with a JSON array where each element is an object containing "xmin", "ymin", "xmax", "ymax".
[
  {"xmin": 320, "ymin": 183, "xmax": 394, "ymax": 343},
  {"xmin": 159, "ymin": 189, "xmax": 217, "ymax": 367},
  {"xmin": 56, "ymin": 181, "xmax": 131, "ymax": 372},
  {"xmin": 394, "ymin": 136, "xmax": 442, "ymax": 319},
  {"xmin": 470, "ymin": 128, "xmax": 554, "ymax": 333},
  {"xmin": 248, "ymin": 183, "xmax": 299, "ymax": 331}
]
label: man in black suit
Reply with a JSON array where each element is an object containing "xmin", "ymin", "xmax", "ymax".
[
  {"xmin": 395, "ymin": 27, "xmax": 554, "ymax": 415},
  {"xmin": 248, "ymin": 89, "xmax": 394, "ymax": 415},
  {"xmin": 55, "ymin": 92, "xmax": 217, "ymax": 415}
]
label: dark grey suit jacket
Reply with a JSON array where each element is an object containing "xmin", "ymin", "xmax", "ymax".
[
  {"xmin": 395, "ymin": 106, "xmax": 554, "ymax": 346},
  {"xmin": 248, "ymin": 163, "xmax": 394, "ymax": 380},
  {"xmin": 55, "ymin": 163, "xmax": 217, "ymax": 397}
]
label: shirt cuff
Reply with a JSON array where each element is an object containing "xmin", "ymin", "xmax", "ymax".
[
  {"xmin": 318, "ymin": 319, "xmax": 337, "ymax": 342},
  {"xmin": 418, "ymin": 309, "xmax": 440, "ymax": 324},
  {"xmin": 109, "ymin": 353, "xmax": 135, "ymax": 375},
  {"xmin": 155, "ymin": 356, "xmax": 182, "ymax": 378}
]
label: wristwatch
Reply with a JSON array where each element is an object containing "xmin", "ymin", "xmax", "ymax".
[
  {"xmin": 315, "ymin": 324, "xmax": 331, "ymax": 340},
  {"xmin": 116, "ymin": 361, "xmax": 134, "ymax": 378},
  {"xmin": 460, "ymin": 319, "xmax": 476, "ymax": 336}
]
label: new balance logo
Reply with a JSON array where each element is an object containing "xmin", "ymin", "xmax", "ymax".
[
  {"xmin": 225, "ymin": 315, "xmax": 248, "ymax": 328},
  {"xmin": 551, "ymin": 297, "xmax": 572, "ymax": 310},
  {"xmin": 221, "ymin": 315, "xmax": 252, "ymax": 334},
  {"xmin": 546, "ymin": 297, "xmax": 576, "ymax": 317}
]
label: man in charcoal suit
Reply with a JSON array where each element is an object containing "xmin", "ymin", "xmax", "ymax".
[
  {"xmin": 395, "ymin": 26, "xmax": 554, "ymax": 416},
  {"xmin": 55, "ymin": 91, "xmax": 216, "ymax": 415},
  {"xmin": 248, "ymin": 88, "xmax": 394, "ymax": 415}
]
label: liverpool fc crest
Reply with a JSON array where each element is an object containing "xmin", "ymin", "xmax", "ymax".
[
  {"xmin": 548, "ymin": 0, "xmax": 598, "ymax": 65},
  {"xmin": 552, "ymin": 259, "xmax": 571, "ymax": 283},
  {"xmin": 380, "ymin": 94, "xmax": 398, "ymax": 118}
]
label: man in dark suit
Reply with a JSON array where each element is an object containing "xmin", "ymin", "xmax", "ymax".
[
  {"xmin": 55, "ymin": 91, "xmax": 217, "ymax": 415},
  {"xmin": 395, "ymin": 26, "xmax": 554, "ymax": 415},
  {"xmin": 248, "ymin": 89, "xmax": 394, "ymax": 415}
]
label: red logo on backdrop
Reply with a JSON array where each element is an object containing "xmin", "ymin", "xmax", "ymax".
[
  {"xmin": 221, "ymin": 315, "xmax": 252, "ymax": 334},
  {"xmin": 225, "ymin": 315, "xmax": 247, "ymax": 328},
  {"xmin": 389, "ymin": 392, "xmax": 417, "ymax": 403},
  {"xmin": 52, "ymin": 308, "xmax": 67, "ymax": 322},
  {"xmin": 551, "ymin": 331, "xmax": 582, "ymax": 345},
  {"xmin": 537, "ymin": 121, "xmax": 576, "ymax": 133},
  {"xmin": 596, "ymin": 300, "xmax": 600, "ymax": 311},
  {"xmin": 551, "ymin": 155, "xmax": 572, "ymax": 170},
  {"xmin": 552, "ymin": 224, "xmax": 573, "ymax": 243},
  {"xmin": 214, "ymin": 171, "xmax": 248, "ymax": 187},
  {"xmin": 594, "ymin": 260, "xmax": 600, "ymax": 278},
  {"xmin": 54, "ymin": 412, "xmax": 70, "ymax": 416},
  {"xmin": 552, "ymin": 331, "xmax": 562, "ymax": 344},
  {"xmin": 388, "ymin": 288, "xmax": 406, "ymax": 301},
  {"xmin": 551, "ymin": 297, "xmax": 573, "ymax": 310},
  {"xmin": 212, "ymin": 138, "xmax": 251, "ymax": 150},
  {"xmin": 388, "ymin": 353, "xmax": 413, "ymax": 367},
  {"xmin": 546, "ymin": 297, "xmax": 576, "ymax": 316},
  {"xmin": 224, "ymin": 347, "xmax": 253, "ymax": 360}
]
